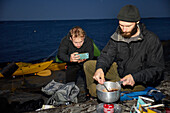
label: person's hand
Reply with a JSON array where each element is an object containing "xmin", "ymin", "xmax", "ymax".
[
  {"xmin": 120, "ymin": 74, "xmax": 135, "ymax": 86},
  {"xmin": 78, "ymin": 59, "xmax": 86, "ymax": 63},
  {"xmin": 70, "ymin": 52, "xmax": 80, "ymax": 62},
  {"xmin": 93, "ymin": 68, "xmax": 105, "ymax": 84}
]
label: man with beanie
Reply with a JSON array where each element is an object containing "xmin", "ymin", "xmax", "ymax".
[{"xmin": 84, "ymin": 5, "xmax": 165, "ymax": 97}]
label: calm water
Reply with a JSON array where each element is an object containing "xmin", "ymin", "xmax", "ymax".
[{"xmin": 0, "ymin": 18, "xmax": 170, "ymax": 63}]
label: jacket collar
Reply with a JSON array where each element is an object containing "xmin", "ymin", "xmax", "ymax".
[{"xmin": 111, "ymin": 23, "xmax": 144, "ymax": 43}]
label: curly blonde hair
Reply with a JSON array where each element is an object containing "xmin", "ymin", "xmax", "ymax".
[{"xmin": 70, "ymin": 26, "xmax": 85, "ymax": 39}]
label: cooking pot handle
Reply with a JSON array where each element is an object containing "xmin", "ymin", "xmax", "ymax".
[{"xmin": 118, "ymin": 81, "xmax": 123, "ymax": 85}]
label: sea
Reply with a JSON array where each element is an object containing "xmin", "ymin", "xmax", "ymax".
[{"xmin": 0, "ymin": 18, "xmax": 170, "ymax": 63}]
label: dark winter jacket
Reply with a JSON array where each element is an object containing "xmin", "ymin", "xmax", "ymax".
[
  {"xmin": 57, "ymin": 33, "xmax": 94, "ymax": 63},
  {"xmin": 96, "ymin": 23, "xmax": 165, "ymax": 85}
]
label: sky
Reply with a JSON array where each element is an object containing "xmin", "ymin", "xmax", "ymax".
[{"xmin": 0, "ymin": 0, "xmax": 170, "ymax": 21}]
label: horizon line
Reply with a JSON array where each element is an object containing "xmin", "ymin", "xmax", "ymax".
[{"xmin": 0, "ymin": 17, "xmax": 170, "ymax": 22}]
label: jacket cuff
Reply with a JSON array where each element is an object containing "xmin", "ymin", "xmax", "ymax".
[
  {"xmin": 96, "ymin": 66, "xmax": 106, "ymax": 74},
  {"xmin": 132, "ymin": 73, "xmax": 141, "ymax": 83}
]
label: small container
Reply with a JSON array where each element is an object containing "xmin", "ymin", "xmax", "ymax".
[
  {"xmin": 103, "ymin": 104, "xmax": 114, "ymax": 113},
  {"xmin": 96, "ymin": 103, "xmax": 122, "ymax": 113}
]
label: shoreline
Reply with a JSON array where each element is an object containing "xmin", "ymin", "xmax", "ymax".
[{"xmin": 0, "ymin": 39, "xmax": 170, "ymax": 64}]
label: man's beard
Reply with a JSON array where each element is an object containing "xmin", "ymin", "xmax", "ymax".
[{"xmin": 119, "ymin": 24, "xmax": 138, "ymax": 38}]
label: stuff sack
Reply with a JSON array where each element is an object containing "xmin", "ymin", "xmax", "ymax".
[
  {"xmin": 42, "ymin": 80, "xmax": 79, "ymax": 106},
  {"xmin": 120, "ymin": 87, "xmax": 165, "ymax": 101}
]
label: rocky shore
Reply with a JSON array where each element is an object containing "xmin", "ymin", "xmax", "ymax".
[{"xmin": 0, "ymin": 40, "xmax": 170, "ymax": 113}]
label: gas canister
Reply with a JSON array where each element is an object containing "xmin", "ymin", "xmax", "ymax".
[{"xmin": 103, "ymin": 104, "xmax": 114, "ymax": 113}]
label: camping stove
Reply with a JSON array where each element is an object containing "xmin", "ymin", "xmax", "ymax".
[
  {"xmin": 103, "ymin": 103, "xmax": 114, "ymax": 113},
  {"xmin": 96, "ymin": 81, "xmax": 122, "ymax": 113},
  {"xmin": 96, "ymin": 103, "xmax": 122, "ymax": 113}
]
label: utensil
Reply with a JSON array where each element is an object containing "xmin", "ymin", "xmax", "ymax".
[
  {"xmin": 103, "ymin": 83, "xmax": 110, "ymax": 92},
  {"xmin": 96, "ymin": 81, "xmax": 123, "ymax": 103}
]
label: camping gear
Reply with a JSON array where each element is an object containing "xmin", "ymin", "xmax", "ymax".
[
  {"xmin": 96, "ymin": 81, "xmax": 122, "ymax": 103},
  {"xmin": 0, "ymin": 60, "xmax": 66, "ymax": 77},
  {"xmin": 0, "ymin": 62, "xmax": 19, "ymax": 78},
  {"xmin": 46, "ymin": 62, "xmax": 66, "ymax": 71},
  {"xmin": 16, "ymin": 62, "xmax": 66, "ymax": 71},
  {"xmin": 96, "ymin": 103, "xmax": 122, "ymax": 113},
  {"xmin": 96, "ymin": 81, "xmax": 122, "ymax": 113},
  {"xmin": 42, "ymin": 80, "xmax": 79, "ymax": 106},
  {"xmin": 93, "ymin": 41, "xmax": 101, "ymax": 57},
  {"xmin": 147, "ymin": 89, "xmax": 165, "ymax": 101},
  {"xmin": 35, "ymin": 70, "xmax": 51, "ymax": 76},
  {"xmin": 36, "ymin": 105, "xmax": 55, "ymax": 111},
  {"xmin": 104, "ymin": 104, "xmax": 114, "ymax": 113},
  {"xmin": 0, "ymin": 73, "xmax": 3, "ymax": 77},
  {"xmin": 103, "ymin": 83, "xmax": 110, "ymax": 92},
  {"xmin": 12, "ymin": 60, "xmax": 53, "ymax": 76},
  {"xmin": 120, "ymin": 87, "xmax": 165, "ymax": 101},
  {"xmin": 130, "ymin": 96, "xmax": 165, "ymax": 113}
]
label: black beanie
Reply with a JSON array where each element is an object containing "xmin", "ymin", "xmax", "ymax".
[{"xmin": 117, "ymin": 5, "xmax": 140, "ymax": 22}]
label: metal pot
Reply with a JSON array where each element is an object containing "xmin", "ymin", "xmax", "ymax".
[{"xmin": 96, "ymin": 81, "xmax": 122, "ymax": 103}]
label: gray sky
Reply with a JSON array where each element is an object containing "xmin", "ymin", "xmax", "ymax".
[{"xmin": 0, "ymin": 0, "xmax": 169, "ymax": 21}]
